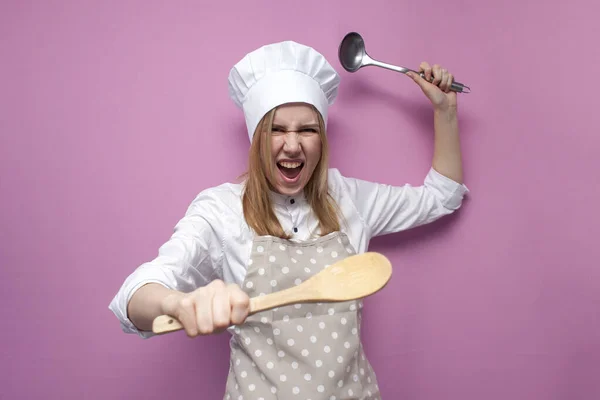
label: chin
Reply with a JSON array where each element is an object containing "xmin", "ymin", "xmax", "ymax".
[
  {"xmin": 275, "ymin": 178, "xmax": 308, "ymax": 196},
  {"xmin": 276, "ymin": 185, "xmax": 304, "ymax": 196}
]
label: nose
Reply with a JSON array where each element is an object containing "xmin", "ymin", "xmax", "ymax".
[{"xmin": 283, "ymin": 132, "xmax": 302, "ymax": 155}]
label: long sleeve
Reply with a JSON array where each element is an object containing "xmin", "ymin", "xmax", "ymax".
[
  {"xmin": 337, "ymin": 167, "xmax": 469, "ymax": 239},
  {"xmin": 108, "ymin": 189, "xmax": 225, "ymax": 338}
]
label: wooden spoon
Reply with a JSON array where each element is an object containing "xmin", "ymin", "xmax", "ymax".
[{"xmin": 152, "ymin": 252, "xmax": 392, "ymax": 334}]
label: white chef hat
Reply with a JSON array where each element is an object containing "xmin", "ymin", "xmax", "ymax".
[{"xmin": 228, "ymin": 40, "xmax": 341, "ymax": 141}]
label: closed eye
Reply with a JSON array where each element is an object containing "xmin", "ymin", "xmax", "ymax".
[{"xmin": 271, "ymin": 125, "xmax": 319, "ymax": 134}]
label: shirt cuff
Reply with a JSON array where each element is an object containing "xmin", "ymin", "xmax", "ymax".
[
  {"xmin": 425, "ymin": 167, "xmax": 470, "ymax": 210},
  {"xmin": 108, "ymin": 277, "xmax": 172, "ymax": 339}
]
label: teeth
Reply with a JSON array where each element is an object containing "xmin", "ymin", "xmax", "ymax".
[{"xmin": 278, "ymin": 161, "xmax": 302, "ymax": 169}]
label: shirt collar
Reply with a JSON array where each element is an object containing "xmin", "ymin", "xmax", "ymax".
[{"xmin": 269, "ymin": 190, "xmax": 307, "ymax": 206}]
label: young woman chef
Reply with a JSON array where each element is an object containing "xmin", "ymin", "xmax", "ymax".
[{"xmin": 110, "ymin": 40, "xmax": 468, "ymax": 399}]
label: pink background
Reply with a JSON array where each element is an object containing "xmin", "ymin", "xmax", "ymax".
[{"xmin": 2, "ymin": 1, "xmax": 599, "ymax": 399}]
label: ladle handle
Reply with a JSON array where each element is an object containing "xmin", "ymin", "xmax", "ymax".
[{"xmin": 369, "ymin": 59, "xmax": 470, "ymax": 93}]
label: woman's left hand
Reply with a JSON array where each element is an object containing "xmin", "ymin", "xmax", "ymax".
[{"xmin": 406, "ymin": 62, "xmax": 457, "ymax": 112}]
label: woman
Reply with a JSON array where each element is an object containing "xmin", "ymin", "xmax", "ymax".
[{"xmin": 109, "ymin": 40, "xmax": 468, "ymax": 399}]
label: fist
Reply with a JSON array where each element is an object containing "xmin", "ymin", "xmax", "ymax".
[
  {"xmin": 407, "ymin": 61, "xmax": 457, "ymax": 110},
  {"xmin": 161, "ymin": 280, "xmax": 250, "ymax": 337}
]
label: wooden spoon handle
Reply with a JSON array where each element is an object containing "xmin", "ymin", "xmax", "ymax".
[
  {"xmin": 248, "ymin": 283, "xmax": 319, "ymax": 314},
  {"xmin": 153, "ymin": 314, "xmax": 184, "ymax": 334}
]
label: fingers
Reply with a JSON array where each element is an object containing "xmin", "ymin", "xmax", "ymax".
[
  {"xmin": 439, "ymin": 69, "xmax": 448, "ymax": 91},
  {"xmin": 229, "ymin": 284, "xmax": 250, "ymax": 325},
  {"xmin": 195, "ymin": 285, "xmax": 215, "ymax": 335},
  {"xmin": 438, "ymin": 69, "xmax": 453, "ymax": 92},
  {"xmin": 172, "ymin": 280, "xmax": 249, "ymax": 338},
  {"xmin": 176, "ymin": 296, "xmax": 200, "ymax": 337},
  {"xmin": 406, "ymin": 68, "xmax": 428, "ymax": 91},
  {"xmin": 413, "ymin": 61, "xmax": 454, "ymax": 92},
  {"xmin": 419, "ymin": 61, "xmax": 432, "ymax": 82},
  {"xmin": 211, "ymin": 282, "xmax": 231, "ymax": 332},
  {"xmin": 432, "ymin": 64, "xmax": 443, "ymax": 87}
]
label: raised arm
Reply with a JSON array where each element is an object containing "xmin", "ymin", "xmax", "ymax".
[{"xmin": 407, "ymin": 62, "xmax": 463, "ymax": 184}]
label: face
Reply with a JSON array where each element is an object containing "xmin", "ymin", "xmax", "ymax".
[{"xmin": 269, "ymin": 103, "xmax": 322, "ymax": 196}]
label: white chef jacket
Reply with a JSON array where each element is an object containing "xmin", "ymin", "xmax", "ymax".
[{"xmin": 109, "ymin": 167, "xmax": 469, "ymax": 338}]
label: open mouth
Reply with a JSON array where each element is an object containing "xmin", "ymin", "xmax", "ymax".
[{"xmin": 277, "ymin": 160, "xmax": 304, "ymax": 182}]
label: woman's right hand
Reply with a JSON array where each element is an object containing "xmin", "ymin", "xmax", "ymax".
[{"xmin": 160, "ymin": 280, "xmax": 250, "ymax": 337}]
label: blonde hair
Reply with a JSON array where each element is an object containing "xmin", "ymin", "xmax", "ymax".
[{"xmin": 242, "ymin": 105, "xmax": 340, "ymax": 239}]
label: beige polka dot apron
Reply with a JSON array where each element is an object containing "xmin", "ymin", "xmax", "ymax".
[{"xmin": 224, "ymin": 232, "xmax": 381, "ymax": 400}]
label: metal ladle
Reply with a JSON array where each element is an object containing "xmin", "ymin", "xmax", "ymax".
[{"xmin": 338, "ymin": 32, "xmax": 470, "ymax": 93}]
